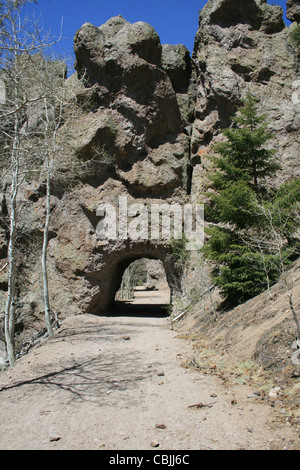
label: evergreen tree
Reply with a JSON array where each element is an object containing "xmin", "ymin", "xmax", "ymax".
[
  {"xmin": 202, "ymin": 93, "xmax": 296, "ymax": 306},
  {"xmin": 204, "ymin": 226, "xmax": 282, "ymax": 304},
  {"xmin": 211, "ymin": 92, "xmax": 280, "ymax": 193}
]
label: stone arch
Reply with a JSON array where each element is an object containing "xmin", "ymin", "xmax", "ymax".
[
  {"xmin": 87, "ymin": 241, "xmax": 178, "ymax": 315},
  {"xmin": 113, "ymin": 258, "xmax": 171, "ymax": 317}
]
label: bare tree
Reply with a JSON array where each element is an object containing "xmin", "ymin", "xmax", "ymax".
[
  {"xmin": 241, "ymin": 198, "xmax": 300, "ymax": 336},
  {"xmin": 0, "ymin": 1, "xmax": 62, "ymax": 365},
  {"xmin": 32, "ymin": 63, "xmax": 112, "ymax": 338},
  {"xmin": 257, "ymin": 201, "xmax": 300, "ymax": 335},
  {"xmin": 40, "ymin": 97, "xmax": 62, "ymax": 337},
  {"xmin": 38, "ymin": 62, "xmax": 68, "ymax": 337}
]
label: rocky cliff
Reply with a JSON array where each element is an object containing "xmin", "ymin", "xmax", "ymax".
[
  {"xmin": 0, "ymin": 0, "xmax": 299, "ymax": 349},
  {"xmin": 190, "ymin": 0, "xmax": 299, "ymax": 201},
  {"xmin": 72, "ymin": 15, "xmax": 193, "ymax": 196}
]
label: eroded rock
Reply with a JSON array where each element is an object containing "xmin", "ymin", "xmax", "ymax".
[
  {"xmin": 191, "ymin": 0, "xmax": 299, "ymax": 201},
  {"xmin": 71, "ymin": 16, "xmax": 192, "ymax": 196},
  {"xmin": 1, "ymin": 1, "xmax": 299, "ymax": 349},
  {"xmin": 287, "ymin": 0, "xmax": 300, "ymax": 23}
]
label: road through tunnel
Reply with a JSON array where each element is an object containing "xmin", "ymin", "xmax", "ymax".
[
  {"xmin": 87, "ymin": 243, "xmax": 180, "ymax": 317},
  {"xmin": 113, "ymin": 258, "xmax": 171, "ymax": 317}
]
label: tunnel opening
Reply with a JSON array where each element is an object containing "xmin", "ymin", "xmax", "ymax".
[{"xmin": 112, "ymin": 258, "xmax": 171, "ymax": 317}]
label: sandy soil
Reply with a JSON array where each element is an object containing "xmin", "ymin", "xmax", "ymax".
[{"xmin": 0, "ymin": 288, "xmax": 299, "ymax": 450}]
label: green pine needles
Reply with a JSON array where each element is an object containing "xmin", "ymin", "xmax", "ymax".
[
  {"xmin": 203, "ymin": 92, "xmax": 300, "ymax": 306},
  {"xmin": 211, "ymin": 92, "xmax": 280, "ymax": 193}
]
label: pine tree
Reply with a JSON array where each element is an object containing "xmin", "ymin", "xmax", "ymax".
[
  {"xmin": 203, "ymin": 93, "xmax": 285, "ymax": 305},
  {"xmin": 211, "ymin": 92, "xmax": 280, "ymax": 193}
]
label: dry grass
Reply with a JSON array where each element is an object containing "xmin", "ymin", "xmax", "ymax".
[{"xmin": 175, "ymin": 259, "xmax": 300, "ymax": 415}]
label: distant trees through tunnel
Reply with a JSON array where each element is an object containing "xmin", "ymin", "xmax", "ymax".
[{"xmin": 113, "ymin": 258, "xmax": 171, "ymax": 317}]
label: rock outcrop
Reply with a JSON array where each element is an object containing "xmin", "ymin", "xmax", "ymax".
[
  {"xmin": 0, "ymin": 0, "xmax": 299, "ymax": 349},
  {"xmin": 55, "ymin": 0, "xmax": 299, "ymax": 318},
  {"xmin": 190, "ymin": 0, "xmax": 299, "ymax": 200},
  {"xmin": 0, "ymin": 16, "xmax": 195, "ymax": 335},
  {"xmin": 287, "ymin": 0, "xmax": 300, "ymax": 22},
  {"xmin": 72, "ymin": 15, "xmax": 194, "ymax": 196}
]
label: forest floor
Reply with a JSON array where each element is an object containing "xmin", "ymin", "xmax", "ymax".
[{"xmin": 0, "ymin": 288, "xmax": 299, "ymax": 450}]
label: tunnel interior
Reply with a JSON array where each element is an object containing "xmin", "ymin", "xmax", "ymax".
[{"xmin": 110, "ymin": 257, "xmax": 171, "ymax": 317}]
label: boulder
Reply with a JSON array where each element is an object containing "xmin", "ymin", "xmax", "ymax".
[{"xmin": 161, "ymin": 44, "xmax": 192, "ymax": 93}]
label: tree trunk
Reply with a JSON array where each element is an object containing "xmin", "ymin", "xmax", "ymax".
[
  {"xmin": 5, "ymin": 168, "xmax": 18, "ymax": 366},
  {"xmin": 41, "ymin": 168, "xmax": 53, "ymax": 338},
  {"xmin": 288, "ymin": 292, "xmax": 300, "ymax": 337}
]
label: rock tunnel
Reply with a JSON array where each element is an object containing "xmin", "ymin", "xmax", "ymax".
[
  {"xmin": 114, "ymin": 257, "xmax": 171, "ymax": 316},
  {"xmin": 85, "ymin": 240, "xmax": 179, "ymax": 316}
]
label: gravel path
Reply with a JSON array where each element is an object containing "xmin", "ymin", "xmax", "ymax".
[{"xmin": 0, "ymin": 291, "xmax": 298, "ymax": 450}]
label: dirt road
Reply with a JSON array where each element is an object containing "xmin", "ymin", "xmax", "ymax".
[{"xmin": 0, "ymin": 289, "xmax": 299, "ymax": 450}]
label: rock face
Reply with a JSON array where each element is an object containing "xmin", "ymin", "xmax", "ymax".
[
  {"xmin": 2, "ymin": 16, "xmax": 194, "ymax": 329},
  {"xmin": 48, "ymin": 16, "xmax": 196, "ymax": 314},
  {"xmin": 145, "ymin": 259, "xmax": 168, "ymax": 291},
  {"xmin": 197, "ymin": 0, "xmax": 284, "ymax": 32},
  {"xmin": 72, "ymin": 15, "xmax": 194, "ymax": 196},
  {"xmin": 190, "ymin": 0, "xmax": 300, "ymax": 199},
  {"xmin": 0, "ymin": 0, "xmax": 299, "ymax": 346},
  {"xmin": 287, "ymin": 0, "xmax": 300, "ymax": 22}
]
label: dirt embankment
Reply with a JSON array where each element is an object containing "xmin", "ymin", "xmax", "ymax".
[{"xmin": 176, "ymin": 260, "xmax": 300, "ymax": 427}]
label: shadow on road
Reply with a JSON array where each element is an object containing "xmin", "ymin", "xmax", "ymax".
[
  {"xmin": 110, "ymin": 301, "xmax": 170, "ymax": 318},
  {"xmin": 0, "ymin": 350, "xmax": 156, "ymax": 404}
]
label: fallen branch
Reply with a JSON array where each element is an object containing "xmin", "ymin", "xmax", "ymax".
[
  {"xmin": 171, "ymin": 310, "xmax": 186, "ymax": 323},
  {"xmin": 171, "ymin": 284, "xmax": 215, "ymax": 323},
  {"xmin": 260, "ymin": 354, "xmax": 285, "ymax": 360},
  {"xmin": 0, "ymin": 263, "xmax": 7, "ymax": 272},
  {"xmin": 188, "ymin": 401, "xmax": 216, "ymax": 409},
  {"xmin": 16, "ymin": 318, "xmax": 60, "ymax": 359}
]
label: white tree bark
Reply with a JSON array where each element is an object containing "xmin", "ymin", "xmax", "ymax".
[
  {"xmin": 4, "ymin": 83, "xmax": 21, "ymax": 366},
  {"xmin": 5, "ymin": 172, "xmax": 17, "ymax": 366},
  {"xmin": 1, "ymin": 1, "xmax": 63, "ymax": 363},
  {"xmin": 42, "ymin": 166, "xmax": 53, "ymax": 337}
]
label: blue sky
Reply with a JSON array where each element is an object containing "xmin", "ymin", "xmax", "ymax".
[{"xmin": 24, "ymin": 0, "xmax": 290, "ymax": 66}]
